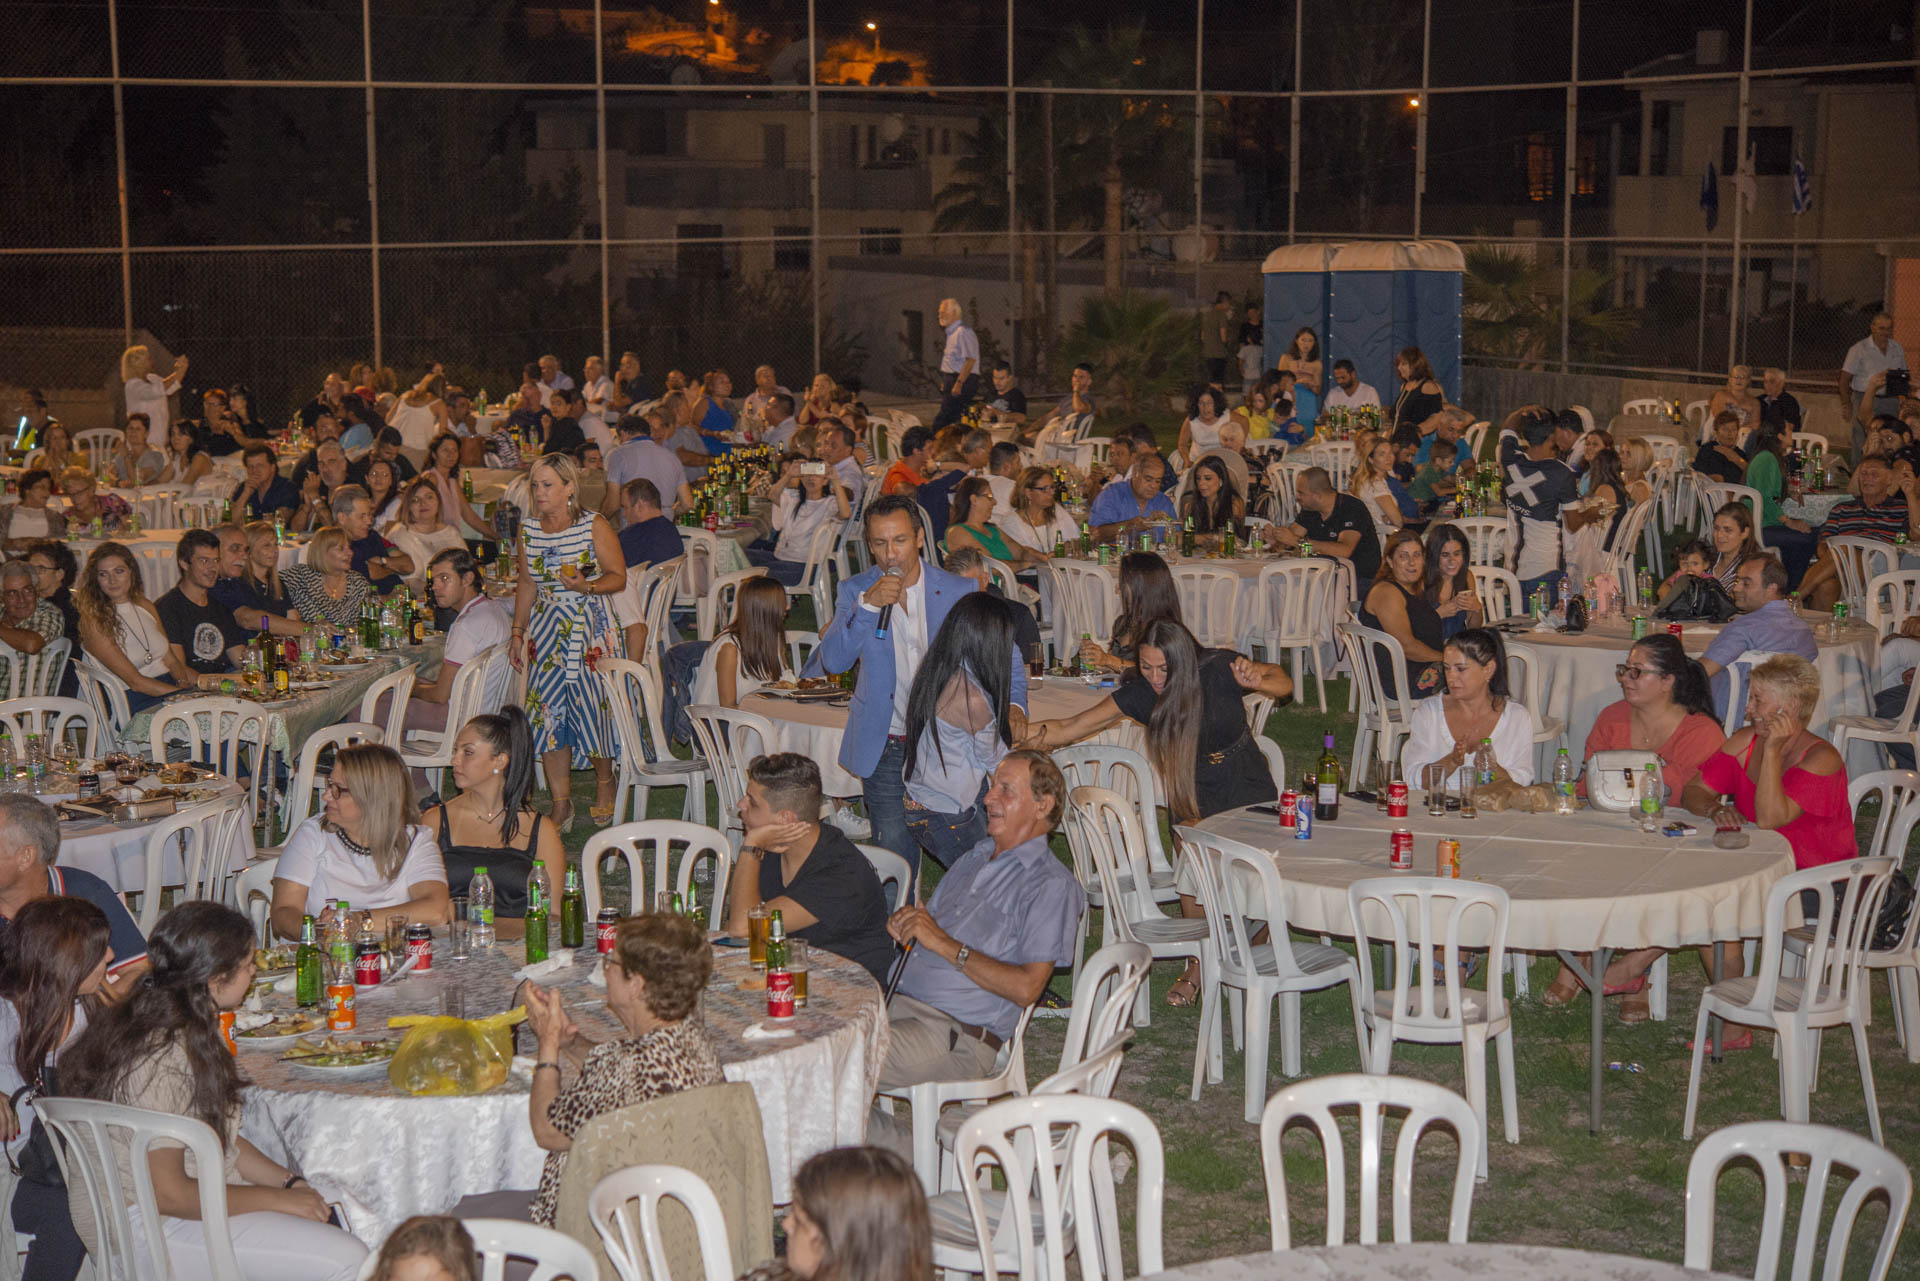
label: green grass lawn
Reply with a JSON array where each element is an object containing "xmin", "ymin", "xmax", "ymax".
[{"xmin": 532, "ymin": 675, "xmax": 1919, "ymax": 1278}]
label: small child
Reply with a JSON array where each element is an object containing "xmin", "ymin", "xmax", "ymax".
[
  {"xmin": 1658, "ymin": 536, "xmax": 1715, "ymax": 595},
  {"xmin": 1237, "ymin": 338, "xmax": 1264, "ymax": 401},
  {"xmin": 1408, "ymin": 438, "xmax": 1459, "ymax": 511}
]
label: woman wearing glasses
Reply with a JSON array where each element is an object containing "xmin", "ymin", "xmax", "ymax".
[
  {"xmin": 1000, "ymin": 465, "xmax": 1081, "ymax": 560},
  {"xmin": 267, "ymin": 743, "xmax": 449, "ymax": 940},
  {"xmin": 1541, "ymin": 633, "xmax": 1725, "ymax": 1017}
]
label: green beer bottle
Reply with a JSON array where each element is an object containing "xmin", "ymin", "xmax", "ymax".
[
  {"xmin": 295, "ymin": 914, "xmax": 321, "ymax": 1008},
  {"xmin": 523, "ymin": 864, "xmax": 551, "ymax": 964},
  {"xmin": 560, "ymin": 864, "xmax": 584, "ymax": 948}
]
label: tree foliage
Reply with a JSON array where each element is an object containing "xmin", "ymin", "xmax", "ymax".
[
  {"xmin": 1463, "ymin": 245, "xmax": 1640, "ymax": 368},
  {"xmin": 1062, "ymin": 292, "xmax": 1197, "ymax": 415}
]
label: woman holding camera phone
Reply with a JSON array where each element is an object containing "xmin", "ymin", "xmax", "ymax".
[{"xmin": 749, "ymin": 457, "xmax": 851, "ymax": 586}]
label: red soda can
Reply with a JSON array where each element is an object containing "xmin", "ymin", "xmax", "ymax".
[
  {"xmin": 1666, "ymin": 622, "xmax": 1683, "ymax": 636},
  {"xmin": 405, "ymin": 923, "xmax": 433, "ymax": 973},
  {"xmin": 1278, "ymin": 789, "xmax": 1298, "ymax": 828},
  {"xmin": 1389, "ymin": 827, "xmax": 1414, "ymax": 870},
  {"xmin": 704, "ymin": 511, "xmax": 719, "ymax": 532},
  {"xmin": 596, "ymin": 908, "xmax": 619, "ymax": 954},
  {"xmin": 767, "ymin": 967, "xmax": 796, "ymax": 1019},
  {"xmin": 354, "ymin": 940, "xmax": 383, "ymax": 987},
  {"xmin": 1387, "ymin": 780, "xmax": 1409, "ymax": 818}
]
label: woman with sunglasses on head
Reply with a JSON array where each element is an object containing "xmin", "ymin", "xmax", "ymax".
[{"xmin": 1540, "ymin": 634, "xmax": 1726, "ymax": 1017}]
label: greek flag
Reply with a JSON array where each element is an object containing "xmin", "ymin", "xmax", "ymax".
[
  {"xmin": 1700, "ymin": 162, "xmax": 1719, "ymax": 231},
  {"xmin": 1792, "ymin": 157, "xmax": 1812, "ymax": 214}
]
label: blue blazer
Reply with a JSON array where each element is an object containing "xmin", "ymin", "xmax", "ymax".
[{"xmin": 814, "ymin": 561, "xmax": 1027, "ymax": 777}]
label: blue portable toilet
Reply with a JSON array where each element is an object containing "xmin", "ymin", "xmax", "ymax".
[{"xmin": 1261, "ymin": 240, "xmax": 1464, "ymax": 417}]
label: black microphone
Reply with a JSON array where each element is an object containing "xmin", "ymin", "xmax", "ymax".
[{"xmin": 874, "ymin": 566, "xmax": 900, "ymax": 638}]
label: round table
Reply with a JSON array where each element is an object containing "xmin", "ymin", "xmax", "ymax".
[
  {"xmin": 1781, "ymin": 489, "xmax": 1850, "ymax": 524},
  {"xmin": 740, "ymin": 676, "xmax": 1126, "ymax": 798},
  {"xmin": 240, "ymin": 934, "xmax": 888, "ymax": 1242},
  {"xmin": 1193, "ymin": 803, "xmax": 1794, "ymax": 1131},
  {"xmin": 1509, "ymin": 611, "xmax": 1876, "ymax": 747},
  {"xmin": 52, "ymin": 773, "xmax": 253, "ymax": 892},
  {"xmin": 1140, "ymin": 1244, "xmax": 1743, "ymax": 1281}
]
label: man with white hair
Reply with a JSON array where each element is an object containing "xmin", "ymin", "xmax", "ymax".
[
  {"xmin": 0, "ymin": 792, "xmax": 149, "ymax": 992},
  {"xmin": 537, "ymin": 353, "xmax": 574, "ymax": 401},
  {"xmin": 930, "ymin": 297, "xmax": 979, "ymax": 432},
  {"xmin": 334, "ymin": 484, "xmax": 413, "ymax": 592},
  {"xmin": 1841, "ymin": 313, "xmax": 1907, "ymax": 462},
  {"xmin": 1758, "ymin": 367, "xmax": 1803, "ymax": 434},
  {"xmin": 0, "ymin": 560, "xmax": 60, "ymax": 691}
]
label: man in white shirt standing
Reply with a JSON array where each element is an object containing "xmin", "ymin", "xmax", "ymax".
[
  {"xmin": 929, "ymin": 297, "xmax": 980, "ymax": 432},
  {"xmin": 1319, "ymin": 359, "xmax": 1381, "ymax": 419},
  {"xmin": 1841, "ymin": 312, "xmax": 1908, "ymax": 463}
]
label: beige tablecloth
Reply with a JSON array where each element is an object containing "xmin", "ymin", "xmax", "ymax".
[
  {"xmin": 1194, "ymin": 805, "xmax": 1794, "ymax": 953},
  {"xmin": 240, "ymin": 935, "xmax": 887, "ymax": 1240}
]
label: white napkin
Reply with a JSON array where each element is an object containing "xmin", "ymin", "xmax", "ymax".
[
  {"xmin": 588, "ymin": 956, "xmax": 607, "ymax": 989},
  {"xmin": 514, "ymin": 952, "xmax": 576, "ymax": 982},
  {"xmin": 741, "ymin": 1021, "xmax": 798, "ymax": 1040},
  {"xmin": 272, "ymin": 973, "xmax": 296, "ymax": 995},
  {"xmin": 232, "ymin": 1010, "xmax": 276, "ymax": 1032}
]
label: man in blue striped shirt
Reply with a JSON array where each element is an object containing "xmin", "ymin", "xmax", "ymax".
[{"xmin": 929, "ymin": 297, "xmax": 980, "ymax": 431}]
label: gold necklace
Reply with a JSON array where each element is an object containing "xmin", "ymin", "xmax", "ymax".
[{"xmin": 464, "ymin": 792, "xmax": 506, "ymax": 825}]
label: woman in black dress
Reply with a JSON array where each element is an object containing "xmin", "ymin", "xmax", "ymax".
[
  {"xmin": 1080, "ymin": 551, "xmax": 1183, "ymax": 674},
  {"xmin": 1358, "ymin": 529, "xmax": 1445, "ymax": 699},
  {"xmin": 419, "ymin": 705, "xmax": 565, "ymax": 930},
  {"xmin": 1389, "ymin": 346, "xmax": 1446, "ymax": 437},
  {"xmin": 1021, "ymin": 619, "xmax": 1292, "ymax": 1005}
]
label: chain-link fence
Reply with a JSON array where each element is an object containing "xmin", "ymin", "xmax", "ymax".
[{"xmin": 2, "ymin": 0, "xmax": 1915, "ymax": 423}]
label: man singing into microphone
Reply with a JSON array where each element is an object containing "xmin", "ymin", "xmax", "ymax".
[{"xmin": 816, "ymin": 494, "xmax": 1027, "ymax": 867}]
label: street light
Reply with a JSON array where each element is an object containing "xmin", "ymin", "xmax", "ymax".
[
  {"xmin": 866, "ymin": 21, "xmax": 879, "ymax": 55},
  {"xmin": 1408, "ymin": 96, "xmax": 1420, "ymax": 108}
]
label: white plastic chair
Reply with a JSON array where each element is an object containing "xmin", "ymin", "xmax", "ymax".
[
  {"xmin": 1831, "ymin": 676, "xmax": 1920, "ymax": 772},
  {"xmin": 1703, "ymin": 482, "xmax": 1765, "ymax": 543},
  {"xmin": 72, "ymin": 656, "xmax": 132, "ymax": 752},
  {"xmin": 354, "ymin": 663, "xmax": 417, "ymax": 748},
  {"xmin": 581, "ymin": 819, "xmax": 732, "ymax": 922},
  {"xmin": 1053, "ymin": 561, "xmax": 1117, "ymax": 647},
  {"xmin": 129, "ymin": 543, "xmax": 179, "ymax": 598},
  {"xmin": 1336, "ymin": 621, "xmax": 1417, "ymax": 794},
  {"xmin": 1622, "ymin": 397, "xmax": 1665, "ymax": 417},
  {"xmin": 134, "ymin": 791, "xmax": 253, "ymax": 932},
  {"xmin": 1347, "ymin": 876, "xmax": 1517, "ymax": 1180},
  {"xmin": 73, "ymin": 427, "xmax": 122, "ymax": 469},
  {"xmin": 948, "ymin": 1094, "xmax": 1164, "ymax": 1281},
  {"xmin": 1599, "ymin": 499, "xmax": 1656, "ymax": 602},
  {"xmin": 598, "ymin": 657, "xmax": 711, "ymax": 825},
  {"xmin": 876, "ymin": 1002, "xmax": 1037, "ymax": 1194},
  {"xmin": 1452, "ymin": 516, "xmax": 1510, "ymax": 569},
  {"xmin": 1834, "ymin": 772, "xmax": 1920, "ymax": 1061},
  {"xmin": 1252, "ymin": 561, "xmax": 1336, "ymax": 712},
  {"xmin": 398, "ymin": 643, "xmax": 500, "ymax": 794},
  {"xmin": 1684, "ymin": 397, "xmax": 1712, "ymax": 438},
  {"xmin": 36, "ymin": 1098, "xmax": 246, "ymax": 1281},
  {"xmin": 1683, "ymin": 858, "xmax": 1896, "ymax": 1144},
  {"xmin": 280, "ymin": 720, "xmax": 383, "ymax": 838},
  {"xmin": 1721, "ymin": 649, "xmax": 1782, "ymax": 738},
  {"xmin": 234, "ymin": 854, "xmax": 278, "ymax": 944},
  {"xmin": 683, "ymin": 702, "xmax": 773, "ymax": 850},
  {"xmin": 631, "ymin": 555, "xmax": 686, "ymax": 663},
  {"xmin": 698, "ymin": 567, "xmax": 767, "ymax": 642},
  {"xmin": 464, "ymin": 1217, "xmax": 600, "ymax": 1281},
  {"xmin": 1260, "ymin": 1072, "xmax": 1480, "ymax": 1247},
  {"xmin": 855, "ymin": 841, "xmax": 914, "ymax": 910},
  {"xmin": 1684, "ymin": 1120, "xmax": 1913, "ymax": 1281},
  {"xmin": 1501, "ymin": 639, "xmax": 1567, "ymax": 777},
  {"xmin": 1167, "ymin": 564, "xmax": 1240, "ymax": 648},
  {"xmin": 587, "ymin": 1164, "xmax": 735, "ymax": 1281},
  {"xmin": 1300, "ymin": 440, "xmax": 1355, "ymax": 491},
  {"xmin": 781, "ymin": 521, "xmax": 840, "ymax": 610},
  {"xmin": 1066, "ymin": 788, "xmax": 1216, "ymax": 1090},
  {"xmin": 0, "ymin": 636, "xmax": 69, "ymax": 701},
  {"xmin": 148, "ymin": 695, "xmax": 270, "ymax": 827},
  {"xmin": 1826, "ymin": 537, "xmax": 1898, "ymax": 617},
  {"xmin": 1462, "ymin": 420, "xmax": 1488, "ymax": 461},
  {"xmin": 1863, "ymin": 569, "xmax": 1920, "ymax": 640},
  {"xmin": 1178, "ymin": 826, "xmax": 1368, "ymax": 1123},
  {"xmin": 1468, "ymin": 564, "xmax": 1522, "ymax": 619},
  {"xmin": 0, "ymin": 695, "xmax": 100, "ymax": 760}
]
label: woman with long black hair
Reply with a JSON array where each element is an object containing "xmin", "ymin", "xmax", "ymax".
[
  {"xmin": 1422, "ymin": 522, "xmax": 1485, "ymax": 639},
  {"xmin": 901, "ymin": 593, "xmax": 1028, "ymax": 868},
  {"xmin": 692, "ymin": 576, "xmax": 793, "ymax": 708},
  {"xmin": 1742, "ymin": 423, "xmax": 1817, "ymax": 586},
  {"xmin": 1080, "ymin": 551, "xmax": 1183, "ymax": 674},
  {"xmin": 59, "ymin": 901, "xmax": 369, "ymax": 1280},
  {"xmin": 1021, "ymin": 619, "xmax": 1292, "ymax": 1005},
  {"xmin": 2, "ymin": 897, "xmax": 112, "ymax": 1281},
  {"xmin": 1178, "ymin": 454, "xmax": 1244, "ymax": 539},
  {"xmin": 421, "ymin": 705, "xmax": 565, "ymax": 929}
]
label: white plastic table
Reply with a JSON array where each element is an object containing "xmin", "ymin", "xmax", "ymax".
[
  {"xmin": 1193, "ymin": 804, "xmax": 1795, "ymax": 1132},
  {"xmin": 1139, "ymin": 1244, "xmax": 1743, "ymax": 1281}
]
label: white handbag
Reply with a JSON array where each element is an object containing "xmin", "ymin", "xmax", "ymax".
[{"xmin": 1583, "ymin": 750, "xmax": 1660, "ymax": 814}]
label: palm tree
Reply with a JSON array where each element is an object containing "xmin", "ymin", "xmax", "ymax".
[
  {"xmin": 1062, "ymin": 293, "xmax": 1197, "ymax": 415},
  {"xmin": 1464, "ymin": 245, "xmax": 1640, "ymax": 368}
]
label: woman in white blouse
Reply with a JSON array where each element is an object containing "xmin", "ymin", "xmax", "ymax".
[
  {"xmin": 156, "ymin": 419, "xmax": 214, "ymax": 488},
  {"xmin": 121, "ymin": 344, "xmax": 187, "ymax": 438},
  {"xmin": 267, "ymin": 743, "xmax": 450, "ymax": 939},
  {"xmin": 75, "ymin": 541, "xmax": 203, "ymax": 713},
  {"xmin": 691, "ymin": 576, "xmax": 792, "ymax": 707},
  {"xmin": 384, "ymin": 476, "xmax": 468, "ymax": 593},
  {"xmin": 1000, "ymin": 465, "xmax": 1081, "ymax": 559},
  {"xmin": 751, "ymin": 460, "xmax": 850, "ymax": 586},
  {"xmin": 1400, "ymin": 627, "xmax": 1536, "ymax": 790},
  {"xmin": 1177, "ymin": 384, "xmax": 1233, "ymax": 467},
  {"xmin": 387, "ymin": 369, "xmax": 449, "ymax": 452}
]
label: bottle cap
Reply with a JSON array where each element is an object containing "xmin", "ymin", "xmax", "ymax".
[{"xmin": 475, "ymin": 866, "xmax": 488, "ymax": 875}]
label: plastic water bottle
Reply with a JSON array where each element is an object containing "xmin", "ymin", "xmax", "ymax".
[
  {"xmin": 469, "ymin": 866, "xmax": 496, "ymax": 948},
  {"xmin": 0, "ymin": 737, "xmax": 14, "ymax": 792},
  {"xmin": 1473, "ymin": 738, "xmax": 1495, "ymax": 788},
  {"xmin": 1552, "ymin": 748, "xmax": 1576, "ymax": 814},
  {"xmin": 1638, "ymin": 762, "xmax": 1664, "ymax": 833},
  {"xmin": 24, "ymin": 734, "xmax": 45, "ymax": 794}
]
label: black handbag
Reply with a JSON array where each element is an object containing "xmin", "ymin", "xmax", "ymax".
[
  {"xmin": 1874, "ymin": 869, "xmax": 1916, "ymax": 952},
  {"xmin": 8, "ymin": 1063, "xmax": 64, "ymax": 1189},
  {"xmin": 1654, "ymin": 575, "xmax": 1740, "ymax": 623}
]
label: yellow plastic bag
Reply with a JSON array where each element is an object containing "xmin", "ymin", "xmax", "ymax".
[{"xmin": 385, "ymin": 1008, "xmax": 527, "ymax": 1095}]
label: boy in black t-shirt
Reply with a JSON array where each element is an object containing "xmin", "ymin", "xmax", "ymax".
[{"xmin": 158, "ymin": 530, "xmax": 247, "ymax": 675}]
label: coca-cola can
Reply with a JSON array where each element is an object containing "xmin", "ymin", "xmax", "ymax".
[
  {"xmin": 1293, "ymin": 793, "xmax": 1313, "ymax": 839},
  {"xmin": 766, "ymin": 968, "xmax": 796, "ymax": 1019},
  {"xmin": 1666, "ymin": 622, "xmax": 1683, "ymax": 636},
  {"xmin": 1387, "ymin": 780, "xmax": 1409, "ymax": 818},
  {"xmin": 1389, "ymin": 827, "xmax": 1414, "ymax": 870},
  {"xmin": 354, "ymin": 940, "xmax": 383, "ymax": 986},
  {"xmin": 596, "ymin": 908, "xmax": 619, "ymax": 954},
  {"xmin": 405, "ymin": 923, "xmax": 432, "ymax": 973},
  {"xmin": 1278, "ymin": 789, "xmax": 1298, "ymax": 828}
]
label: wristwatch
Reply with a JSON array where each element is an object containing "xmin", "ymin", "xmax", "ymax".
[{"xmin": 954, "ymin": 944, "xmax": 972, "ymax": 972}]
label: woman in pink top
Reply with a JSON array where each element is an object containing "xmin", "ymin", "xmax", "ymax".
[{"xmin": 1546, "ymin": 635, "xmax": 1728, "ymax": 1019}]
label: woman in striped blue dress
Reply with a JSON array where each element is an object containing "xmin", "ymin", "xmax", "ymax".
[{"xmin": 512, "ymin": 453, "xmax": 629, "ymax": 832}]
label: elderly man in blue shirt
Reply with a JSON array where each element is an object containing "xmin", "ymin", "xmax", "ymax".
[
  {"xmin": 879, "ymin": 749, "xmax": 1085, "ymax": 1089},
  {"xmin": 1700, "ymin": 552, "xmax": 1818, "ymax": 721},
  {"xmin": 929, "ymin": 297, "xmax": 980, "ymax": 432},
  {"xmin": 1087, "ymin": 453, "xmax": 1177, "ymax": 541}
]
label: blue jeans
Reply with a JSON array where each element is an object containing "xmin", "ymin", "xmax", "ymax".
[
  {"xmin": 1764, "ymin": 524, "xmax": 1818, "ymax": 588},
  {"xmin": 904, "ymin": 772, "xmax": 991, "ymax": 874},
  {"xmin": 745, "ymin": 546, "xmax": 806, "ymax": 586},
  {"xmin": 1518, "ymin": 570, "xmax": 1565, "ymax": 610},
  {"xmin": 662, "ymin": 640, "xmax": 709, "ymax": 745},
  {"xmin": 865, "ymin": 735, "xmax": 913, "ymax": 865}
]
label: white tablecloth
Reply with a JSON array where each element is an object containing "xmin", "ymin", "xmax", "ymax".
[
  {"xmin": 1193, "ymin": 806, "xmax": 1794, "ymax": 953},
  {"xmin": 1513, "ymin": 612, "xmax": 1876, "ymax": 748},
  {"xmin": 241, "ymin": 934, "xmax": 887, "ymax": 1242},
  {"xmin": 1782, "ymin": 489, "xmax": 1851, "ymax": 524},
  {"xmin": 741, "ymin": 677, "xmax": 1127, "ymax": 797},
  {"xmin": 1141, "ymin": 1244, "xmax": 1744, "ymax": 1281},
  {"xmin": 53, "ymin": 774, "xmax": 253, "ymax": 891}
]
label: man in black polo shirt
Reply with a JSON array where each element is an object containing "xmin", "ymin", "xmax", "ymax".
[
  {"xmin": 618, "ymin": 479, "xmax": 685, "ymax": 570},
  {"xmin": 157, "ymin": 530, "xmax": 248, "ymax": 677},
  {"xmin": 1272, "ymin": 465, "xmax": 1381, "ymax": 581},
  {"xmin": 334, "ymin": 484, "xmax": 413, "ymax": 593},
  {"xmin": 233, "ymin": 443, "xmax": 299, "ymax": 524}
]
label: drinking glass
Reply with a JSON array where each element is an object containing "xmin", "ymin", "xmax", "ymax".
[
  {"xmin": 789, "ymin": 940, "xmax": 810, "ymax": 1008},
  {"xmin": 747, "ymin": 904, "xmax": 770, "ymax": 972},
  {"xmin": 385, "ymin": 915, "xmax": 408, "ymax": 962},
  {"xmin": 448, "ymin": 896, "xmax": 472, "ymax": 960},
  {"xmin": 1424, "ymin": 765, "xmax": 1446, "ymax": 818},
  {"xmin": 1457, "ymin": 769, "xmax": 1478, "ymax": 819},
  {"xmin": 656, "ymin": 891, "xmax": 676, "ymax": 915},
  {"xmin": 1025, "ymin": 643, "xmax": 1044, "ymax": 678}
]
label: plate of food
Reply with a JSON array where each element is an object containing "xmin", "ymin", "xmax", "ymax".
[
  {"xmin": 759, "ymin": 676, "xmax": 845, "ymax": 701},
  {"xmin": 282, "ymin": 1036, "xmax": 400, "ymax": 1079},
  {"xmin": 235, "ymin": 1011, "xmax": 327, "ymax": 1046},
  {"xmin": 156, "ymin": 763, "xmax": 208, "ymax": 785},
  {"xmin": 254, "ymin": 944, "xmax": 297, "ymax": 976}
]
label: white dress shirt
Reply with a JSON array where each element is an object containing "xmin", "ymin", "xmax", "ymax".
[{"xmin": 861, "ymin": 568, "xmax": 928, "ymax": 737}]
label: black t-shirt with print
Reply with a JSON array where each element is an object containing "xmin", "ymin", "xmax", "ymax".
[{"xmin": 156, "ymin": 586, "xmax": 245, "ymax": 674}]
